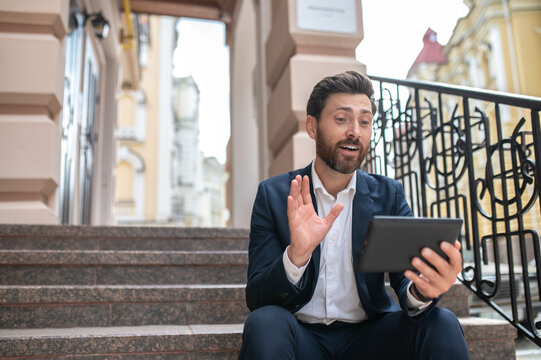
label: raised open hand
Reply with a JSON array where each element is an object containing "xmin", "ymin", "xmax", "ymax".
[{"xmin": 286, "ymin": 175, "xmax": 344, "ymax": 267}]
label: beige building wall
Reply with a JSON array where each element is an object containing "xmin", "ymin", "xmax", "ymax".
[
  {"xmin": 0, "ymin": 0, "xmax": 121, "ymax": 225},
  {"xmin": 0, "ymin": 0, "xmax": 67, "ymax": 224},
  {"xmin": 229, "ymin": 0, "xmax": 260, "ymax": 228}
]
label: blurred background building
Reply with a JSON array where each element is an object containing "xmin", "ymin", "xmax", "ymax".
[
  {"xmin": 408, "ymin": 0, "xmax": 541, "ymax": 96},
  {"xmin": 113, "ymin": 14, "xmax": 228, "ymax": 226}
]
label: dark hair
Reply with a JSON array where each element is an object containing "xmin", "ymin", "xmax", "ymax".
[{"xmin": 306, "ymin": 71, "xmax": 377, "ymax": 120}]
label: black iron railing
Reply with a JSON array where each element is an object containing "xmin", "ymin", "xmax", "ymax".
[{"xmin": 364, "ymin": 75, "xmax": 541, "ymax": 346}]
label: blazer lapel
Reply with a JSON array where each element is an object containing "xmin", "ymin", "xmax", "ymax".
[{"xmin": 351, "ymin": 170, "xmax": 373, "ymax": 272}]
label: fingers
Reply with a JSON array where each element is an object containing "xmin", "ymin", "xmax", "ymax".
[
  {"xmin": 410, "ymin": 253, "xmax": 440, "ymax": 282},
  {"xmin": 441, "ymin": 241, "xmax": 463, "ymax": 271},
  {"xmin": 287, "ymin": 195, "xmax": 296, "ymax": 221},
  {"xmin": 405, "ymin": 241, "xmax": 463, "ymax": 299},
  {"xmin": 301, "ymin": 175, "xmax": 312, "ymax": 205},
  {"xmin": 420, "ymin": 247, "xmax": 447, "ymax": 272},
  {"xmin": 404, "ymin": 263, "xmax": 443, "ymax": 299},
  {"xmin": 289, "ymin": 175, "xmax": 313, "ymax": 208},
  {"xmin": 288, "ymin": 175, "xmax": 303, "ymax": 208},
  {"xmin": 325, "ymin": 203, "xmax": 344, "ymax": 225}
]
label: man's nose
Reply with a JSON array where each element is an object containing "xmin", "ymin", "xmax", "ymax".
[{"xmin": 346, "ymin": 122, "xmax": 361, "ymax": 138}]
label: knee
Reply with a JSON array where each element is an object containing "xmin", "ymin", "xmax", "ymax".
[
  {"xmin": 412, "ymin": 308, "xmax": 469, "ymax": 359},
  {"xmin": 426, "ymin": 307, "xmax": 462, "ymax": 332},
  {"xmin": 240, "ymin": 306, "xmax": 299, "ymax": 360},
  {"xmin": 243, "ymin": 305, "xmax": 297, "ymax": 335},
  {"xmin": 418, "ymin": 307, "xmax": 467, "ymax": 349}
]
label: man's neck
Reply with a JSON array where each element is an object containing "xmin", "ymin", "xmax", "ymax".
[{"xmin": 313, "ymin": 158, "xmax": 355, "ymax": 198}]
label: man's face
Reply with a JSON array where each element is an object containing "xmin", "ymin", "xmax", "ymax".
[{"xmin": 308, "ymin": 93, "xmax": 373, "ymax": 174}]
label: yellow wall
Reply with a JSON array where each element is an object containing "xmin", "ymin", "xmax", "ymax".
[
  {"xmin": 118, "ymin": 95, "xmax": 136, "ymax": 127},
  {"xmin": 116, "ymin": 162, "xmax": 133, "ymax": 201},
  {"xmin": 513, "ymin": 11, "xmax": 541, "ymax": 96},
  {"xmin": 116, "ymin": 15, "xmax": 161, "ymax": 222},
  {"xmin": 439, "ymin": 0, "xmax": 541, "ymax": 96}
]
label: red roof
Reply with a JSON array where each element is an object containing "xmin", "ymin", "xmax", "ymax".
[{"xmin": 411, "ymin": 28, "xmax": 447, "ymax": 68}]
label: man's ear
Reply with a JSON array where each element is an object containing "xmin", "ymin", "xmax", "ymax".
[{"xmin": 306, "ymin": 115, "xmax": 317, "ymax": 139}]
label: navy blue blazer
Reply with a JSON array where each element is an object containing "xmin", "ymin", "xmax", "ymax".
[{"xmin": 246, "ymin": 163, "xmax": 438, "ymax": 319}]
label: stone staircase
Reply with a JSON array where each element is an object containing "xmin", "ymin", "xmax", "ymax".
[{"xmin": 0, "ymin": 225, "xmax": 517, "ymax": 359}]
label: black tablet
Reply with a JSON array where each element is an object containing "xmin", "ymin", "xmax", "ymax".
[{"xmin": 357, "ymin": 216, "xmax": 463, "ymax": 273}]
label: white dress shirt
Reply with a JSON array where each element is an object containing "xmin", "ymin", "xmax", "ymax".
[{"xmin": 283, "ymin": 162, "xmax": 431, "ymax": 325}]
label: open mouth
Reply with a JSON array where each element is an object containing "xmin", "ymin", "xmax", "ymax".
[{"xmin": 339, "ymin": 145, "xmax": 359, "ymax": 152}]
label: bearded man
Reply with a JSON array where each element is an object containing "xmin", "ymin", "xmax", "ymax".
[{"xmin": 238, "ymin": 71, "xmax": 470, "ymax": 360}]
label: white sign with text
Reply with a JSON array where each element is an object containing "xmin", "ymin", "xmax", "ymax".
[{"xmin": 296, "ymin": 0, "xmax": 357, "ymax": 34}]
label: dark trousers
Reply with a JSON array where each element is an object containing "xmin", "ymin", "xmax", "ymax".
[{"xmin": 238, "ymin": 305, "xmax": 470, "ymax": 360}]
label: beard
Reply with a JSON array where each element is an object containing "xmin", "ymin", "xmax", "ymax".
[{"xmin": 315, "ymin": 131, "xmax": 366, "ymax": 174}]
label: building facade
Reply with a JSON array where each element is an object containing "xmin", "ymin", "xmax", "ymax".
[
  {"xmin": 114, "ymin": 17, "xmax": 228, "ymax": 227},
  {"xmin": 409, "ymin": 0, "xmax": 541, "ymax": 96},
  {"xmin": 0, "ymin": 0, "xmax": 122, "ymax": 225},
  {"xmin": 0, "ymin": 0, "xmax": 375, "ymax": 227},
  {"xmin": 115, "ymin": 14, "xmax": 176, "ymax": 224},
  {"xmin": 169, "ymin": 76, "xmax": 229, "ymax": 227}
]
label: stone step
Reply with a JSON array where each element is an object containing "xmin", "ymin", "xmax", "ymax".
[
  {"xmin": 1, "ymin": 283, "xmax": 468, "ymax": 330},
  {"xmin": 461, "ymin": 317, "xmax": 517, "ymax": 360},
  {"xmin": 0, "ymin": 324, "xmax": 244, "ymax": 359},
  {"xmin": 0, "ymin": 225, "xmax": 249, "ymax": 251},
  {"xmin": 0, "ymin": 285, "xmax": 249, "ymax": 328},
  {"xmin": 0, "ymin": 249, "xmax": 248, "ymax": 265},
  {"xmin": 0, "ymin": 250, "xmax": 248, "ymax": 285},
  {"xmin": 0, "ymin": 318, "xmax": 515, "ymax": 359}
]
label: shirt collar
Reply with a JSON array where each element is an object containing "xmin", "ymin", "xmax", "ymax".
[{"xmin": 311, "ymin": 160, "xmax": 357, "ymax": 198}]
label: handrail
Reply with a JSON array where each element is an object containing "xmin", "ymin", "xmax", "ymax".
[
  {"xmin": 369, "ymin": 75, "xmax": 541, "ymax": 109},
  {"xmin": 365, "ymin": 75, "xmax": 541, "ymax": 347}
]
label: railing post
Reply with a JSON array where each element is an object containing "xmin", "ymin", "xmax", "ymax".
[
  {"xmin": 414, "ymin": 89, "xmax": 428, "ymax": 216},
  {"xmin": 461, "ymin": 98, "xmax": 483, "ymax": 293},
  {"xmin": 532, "ymin": 109, "xmax": 541, "ymax": 217}
]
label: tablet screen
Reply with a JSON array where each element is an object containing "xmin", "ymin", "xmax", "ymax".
[{"xmin": 357, "ymin": 216, "xmax": 463, "ymax": 273}]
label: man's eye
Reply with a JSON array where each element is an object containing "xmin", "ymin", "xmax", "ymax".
[{"xmin": 336, "ymin": 117, "xmax": 346, "ymax": 122}]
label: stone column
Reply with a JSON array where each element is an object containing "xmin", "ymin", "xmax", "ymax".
[
  {"xmin": 0, "ymin": 0, "xmax": 68, "ymax": 223},
  {"xmin": 265, "ymin": 0, "xmax": 366, "ymax": 176}
]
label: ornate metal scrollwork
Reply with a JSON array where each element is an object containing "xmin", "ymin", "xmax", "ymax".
[
  {"xmin": 421, "ymin": 99, "xmax": 467, "ymax": 190},
  {"xmin": 474, "ymin": 117, "xmax": 538, "ymax": 221}
]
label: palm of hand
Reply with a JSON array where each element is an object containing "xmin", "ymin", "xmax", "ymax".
[
  {"xmin": 287, "ymin": 175, "xmax": 343, "ymax": 265},
  {"xmin": 289, "ymin": 203, "xmax": 332, "ymax": 251}
]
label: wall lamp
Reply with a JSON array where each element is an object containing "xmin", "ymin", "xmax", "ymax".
[{"xmin": 84, "ymin": 12, "xmax": 110, "ymax": 40}]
